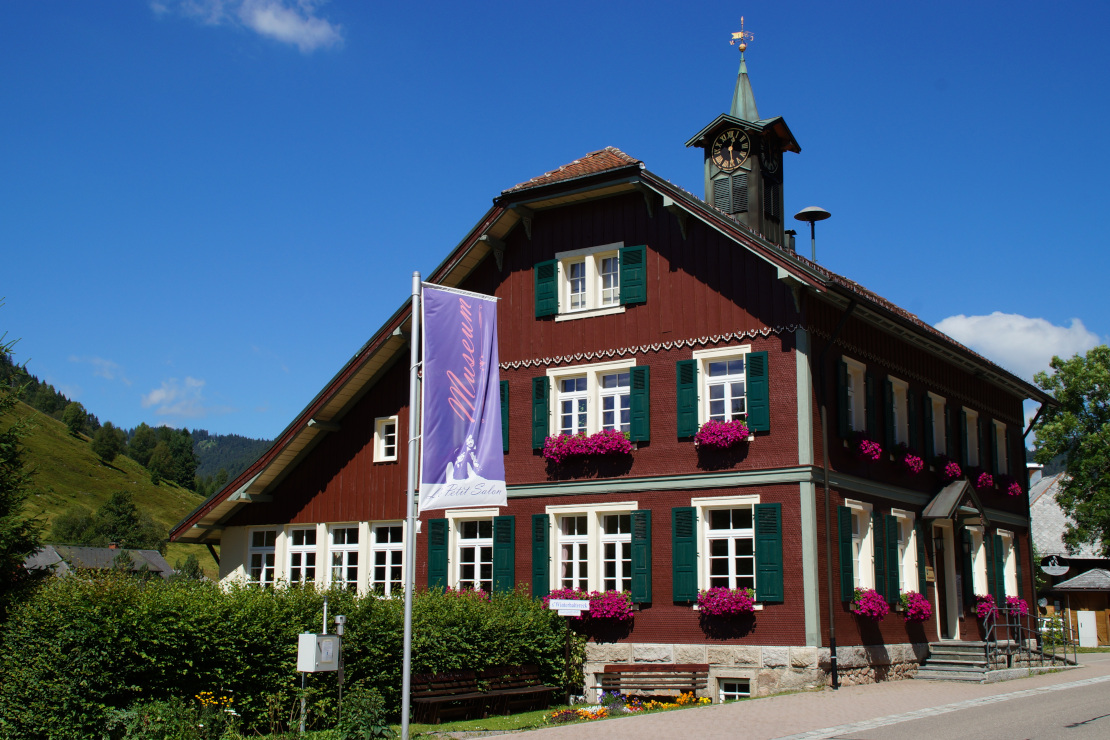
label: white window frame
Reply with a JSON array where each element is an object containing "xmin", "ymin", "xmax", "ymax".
[
  {"xmin": 248, "ymin": 528, "xmax": 278, "ymax": 587},
  {"xmin": 693, "ymin": 345, "xmax": 754, "ymax": 427},
  {"xmin": 889, "ymin": 377, "xmax": 909, "ymax": 446},
  {"xmin": 546, "ymin": 359, "xmax": 636, "ymax": 437},
  {"xmin": 369, "ymin": 521, "xmax": 405, "ymax": 596},
  {"xmin": 599, "ymin": 512, "xmax": 634, "ymax": 593},
  {"xmin": 556, "ymin": 514, "xmax": 590, "ymax": 590},
  {"xmin": 328, "ymin": 523, "xmax": 362, "ymax": 592},
  {"xmin": 964, "ymin": 408, "xmax": 980, "ymax": 467},
  {"xmin": 444, "ymin": 508, "xmax": 500, "ymax": 592},
  {"xmin": 994, "ymin": 420, "xmax": 1008, "ymax": 474},
  {"xmin": 691, "ymin": 494, "xmax": 762, "ymax": 596},
  {"xmin": 928, "ymin": 392, "xmax": 946, "ymax": 457},
  {"xmin": 374, "ymin": 416, "xmax": 399, "ymax": 462},
  {"xmin": 718, "ymin": 678, "xmax": 751, "ymax": 702},
  {"xmin": 544, "ymin": 501, "xmax": 638, "ymax": 593},
  {"xmin": 999, "ymin": 529, "xmax": 1017, "ymax": 597},
  {"xmin": 287, "ymin": 525, "xmax": 320, "ymax": 586},
  {"xmin": 553, "ymin": 242, "xmax": 626, "ymax": 321},
  {"xmin": 968, "ymin": 526, "xmax": 988, "ymax": 595},
  {"xmin": 844, "ymin": 499, "xmax": 874, "ymax": 590},
  {"xmin": 843, "ymin": 357, "xmax": 866, "ymax": 433},
  {"xmin": 891, "ymin": 509, "xmax": 918, "ymax": 595}
]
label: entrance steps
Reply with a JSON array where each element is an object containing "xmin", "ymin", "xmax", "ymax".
[{"xmin": 915, "ymin": 641, "xmax": 991, "ymax": 682}]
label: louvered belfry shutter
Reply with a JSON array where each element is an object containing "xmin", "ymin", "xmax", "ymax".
[
  {"xmin": 731, "ymin": 173, "xmax": 749, "ymax": 212},
  {"xmin": 500, "ymin": 380, "xmax": 509, "ymax": 453},
  {"xmin": 916, "ymin": 521, "xmax": 928, "ymax": 594},
  {"xmin": 531, "ymin": 376, "xmax": 549, "ymax": 450},
  {"xmin": 746, "ymin": 351, "xmax": 770, "ymax": 432},
  {"xmin": 531, "ymin": 514, "xmax": 549, "ymax": 599},
  {"xmin": 492, "ymin": 515, "xmax": 515, "ymax": 593},
  {"xmin": 713, "ymin": 177, "xmax": 730, "ymax": 212},
  {"xmin": 629, "ymin": 366, "xmax": 650, "ymax": 442},
  {"xmin": 534, "ymin": 259, "xmax": 558, "ymax": 318},
  {"xmin": 619, "ymin": 244, "xmax": 647, "ymax": 305},
  {"xmin": 885, "ymin": 515, "xmax": 900, "ymax": 605},
  {"xmin": 671, "ymin": 507, "xmax": 698, "ymax": 602},
  {"xmin": 873, "ymin": 510, "xmax": 887, "ymax": 600},
  {"xmin": 923, "ymin": 397, "xmax": 935, "ymax": 460},
  {"xmin": 631, "ymin": 510, "xmax": 652, "ymax": 603},
  {"xmin": 676, "ymin": 360, "xmax": 698, "ymax": 438},
  {"xmin": 838, "ymin": 506, "xmax": 854, "ymax": 601},
  {"xmin": 754, "ymin": 503, "xmax": 784, "ymax": 603},
  {"xmin": 837, "ymin": 360, "xmax": 851, "ymax": 438},
  {"xmin": 883, "ymin": 379, "xmax": 895, "ymax": 450},
  {"xmin": 428, "ymin": 518, "xmax": 448, "ymax": 590}
]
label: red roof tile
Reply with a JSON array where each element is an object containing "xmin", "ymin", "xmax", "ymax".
[{"xmin": 503, "ymin": 147, "xmax": 642, "ymax": 193}]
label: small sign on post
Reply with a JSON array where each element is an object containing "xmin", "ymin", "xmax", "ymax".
[{"xmin": 549, "ymin": 599, "xmax": 590, "ymax": 706}]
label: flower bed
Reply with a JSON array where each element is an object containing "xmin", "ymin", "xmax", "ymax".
[
  {"xmin": 899, "ymin": 591, "xmax": 933, "ymax": 621},
  {"xmin": 975, "ymin": 593, "xmax": 996, "ymax": 619},
  {"xmin": 851, "ymin": 588, "xmax": 890, "ymax": 621},
  {"xmin": 697, "ymin": 586, "xmax": 755, "ymax": 615},
  {"xmin": 543, "ymin": 588, "xmax": 634, "ymax": 621},
  {"xmin": 1005, "ymin": 596, "xmax": 1030, "ymax": 616},
  {"xmin": 542, "ymin": 430, "xmax": 632, "ymax": 464},
  {"xmin": 694, "ymin": 419, "xmax": 751, "ymax": 450}
]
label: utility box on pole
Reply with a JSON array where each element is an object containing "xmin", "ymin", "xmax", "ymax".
[{"xmin": 297, "ymin": 633, "xmax": 340, "ymax": 673}]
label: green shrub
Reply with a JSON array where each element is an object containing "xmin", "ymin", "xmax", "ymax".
[{"xmin": 335, "ymin": 684, "xmax": 393, "ymax": 739}]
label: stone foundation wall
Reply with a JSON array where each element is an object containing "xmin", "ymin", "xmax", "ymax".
[{"xmin": 584, "ymin": 642, "xmax": 930, "ymax": 701}]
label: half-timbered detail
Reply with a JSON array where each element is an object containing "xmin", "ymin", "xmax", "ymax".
[{"xmin": 172, "ymin": 40, "xmax": 1049, "ymax": 700}]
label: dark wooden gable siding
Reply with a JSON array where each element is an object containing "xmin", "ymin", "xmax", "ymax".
[{"xmin": 226, "ymin": 357, "xmax": 409, "ymax": 526}]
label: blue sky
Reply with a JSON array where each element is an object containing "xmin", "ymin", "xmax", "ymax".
[{"xmin": 3, "ymin": 1, "xmax": 1108, "ymax": 441}]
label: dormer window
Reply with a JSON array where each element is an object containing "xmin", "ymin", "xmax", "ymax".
[{"xmin": 534, "ymin": 243, "xmax": 646, "ymax": 320}]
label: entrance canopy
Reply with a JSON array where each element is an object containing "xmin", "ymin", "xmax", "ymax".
[{"xmin": 921, "ymin": 478, "xmax": 990, "ymax": 526}]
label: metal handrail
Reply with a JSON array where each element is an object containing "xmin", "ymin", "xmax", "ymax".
[{"xmin": 983, "ymin": 606, "xmax": 1079, "ymax": 668}]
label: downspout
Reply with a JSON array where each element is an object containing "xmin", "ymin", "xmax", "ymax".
[
  {"xmin": 815, "ymin": 298, "xmax": 857, "ymax": 690},
  {"xmin": 1023, "ymin": 403, "xmax": 1045, "ymax": 612}
]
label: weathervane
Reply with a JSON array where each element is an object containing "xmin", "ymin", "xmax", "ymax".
[{"xmin": 730, "ymin": 16, "xmax": 754, "ymax": 52}]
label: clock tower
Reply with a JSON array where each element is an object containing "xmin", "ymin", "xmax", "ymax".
[{"xmin": 685, "ymin": 22, "xmax": 800, "ymax": 247}]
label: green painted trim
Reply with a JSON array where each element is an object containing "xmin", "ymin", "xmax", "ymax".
[
  {"xmin": 796, "ymin": 329, "xmax": 813, "ymax": 467},
  {"xmin": 798, "ymin": 480, "xmax": 821, "ymax": 646},
  {"xmin": 506, "ymin": 466, "xmax": 815, "ymax": 498}
]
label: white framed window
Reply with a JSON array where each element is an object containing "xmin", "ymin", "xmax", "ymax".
[
  {"xmin": 554, "ymin": 242, "xmax": 625, "ymax": 321},
  {"xmin": 288, "ymin": 526, "xmax": 318, "ymax": 585},
  {"xmin": 374, "ymin": 416, "xmax": 399, "ymax": 462},
  {"xmin": 718, "ymin": 679, "xmax": 750, "ymax": 702},
  {"xmin": 370, "ymin": 522, "xmax": 404, "ymax": 596},
  {"xmin": 891, "ymin": 509, "xmax": 918, "ymax": 594},
  {"xmin": 969, "ymin": 527, "xmax": 988, "ymax": 595},
  {"xmin": 843, "ymin": 357, "xmax": 866, "ymax": 432},
  {"xmin": 248, "ymin": 529, "xmax": 278, "ymax": 587},
  {"xmin": 993, "ymin": 420, "xmax": 1008, "ymax": 474},
  {"xmin": 964, "ymin": 408, "xmax": 980, "ymax": 466},
  {"xmin": 999, "ymin": 530, "xmax": 1017, "ymax": 597},
  {"xmin": 457, "ymin": 519, "xmax": 494, "ymax": 592},
  {"xmin": 329, "ymin": 525, "xmax": 361, "ymax": 592},
  {"xmin": 694, "ymin": 345, "xmax": 752, "ymax": 426},
  {"xmin": 845, "ymin": 499, "xmax": 874, "ymax": 589},
  {"xmin": 889, "ymin": 377, "xmax": 908, "ymax": 445},
  {"xmin": 544, "ymin": 501, "xmax": 638, "ymax": 593},
  {"xmin": 928, "ymin": 392, "xmax": 946, "ymax": 456},
  {"xmin": 547, "ymin": 359, "xmax": 636, "ymax": 437},
  {"xmin": 692, "ymin": 494, "xmax": 759, "ymax": 592}
]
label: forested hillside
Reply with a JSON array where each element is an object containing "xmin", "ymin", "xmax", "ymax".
[{"xmin": 192, "ymin": 429, "xmax": 271, "ymax": 480}]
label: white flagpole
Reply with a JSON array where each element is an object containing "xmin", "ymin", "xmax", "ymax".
[{"xmin": 401, "ymin": 271, "xmax": 421, "ymax": 740}]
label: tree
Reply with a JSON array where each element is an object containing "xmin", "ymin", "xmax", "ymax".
[
  {"xmin": 62, "ymin": 402, "xmax": 86, "ymax": 436},
  {"xmin": 90, "ymin": 422, "xmax": 126, "ymax": 464},
  {"xmin": 0, "ymin": 331, "xmax": 43, "ymax": 617},
  {"xmin": 171, "ymin": 553, "xmax": 204, "ymax": 581},
  {"xmin": 127, "ymin": 422, "xmax": 157, "ymax": 467},
  {"xmin": 49, "ymin": 492, "xmax": 165, "ymax": 552},
  {"xmin": 148, "ymin": 441, "xmax": 173, "ymax": 485},
  {"xmin": 1033, "ymin": 345, "xmax": 1110, "ymax": 556}
]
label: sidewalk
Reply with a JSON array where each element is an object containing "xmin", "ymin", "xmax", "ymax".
[{"xmin": 506, "ymin": 653, "xmax": 1110, "ymax": 740}]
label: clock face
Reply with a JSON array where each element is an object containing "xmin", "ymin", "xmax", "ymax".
[
  {"xmin": 761, "ymin": 146, "xmax": 779, "ymax": 174},
  {"xmin": 711, "ymin": 128, "xmax": 750, "ymax": 172}
]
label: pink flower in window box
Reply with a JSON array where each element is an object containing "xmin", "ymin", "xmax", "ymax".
[
  {"xmin": 542, "ymin": 430, "xmax": 632, "ymax": 464},
  {"xmin": 850, "ymin": 588, "xmax": 890, "ymax": 621},
  {"xmin": 694, "ymin": 419, "xmax": 752, "ymax": 450},
  {"xmin": 1005, "ymin": 595, "xmax": 1029, "ymax": 616},
  {"xmin": 697, "ymin": 587, "xmax": 756, "ymax": 615},
  {"xmin": 899, "ymin": 591, "xmax": 933, "ymax": 621}
]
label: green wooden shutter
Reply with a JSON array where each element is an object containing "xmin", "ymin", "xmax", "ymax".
[
  {"xmin": 1009, "ymin": 428, "xmax": 1021, "ymax": 478},
  {"xmin": 837, "ymin": 360, "xmax": 850, "ymax": 438},
  {"xmin": 629, "ymin": 366, "xmax": 650, "ymax": 442},
  {"xmin": 865, "ymin": 374, "xmax": 878, "ymax": 439},
  {"xmin": 500, "ymin": 380, "xmax": 510, "ymax": 453},
  {"xmin": 961, "ymin": 528, "xmax": 975, "ymax": 606},
  {"xmin": 960, "ymin": 409, "xmax": 969, "ymax": 466},
  {"xmin": 531, "ymin": 376, "xmax": 549, "ymax": 449},
  {"xmin": 873, "ymin": 511, "xmax": 886, "ymax": 600},
  {"xmin": 631, "ymin": 510, "xmax": 652, "ymax": 603},
  {"xmin": 907, "ymin": 390, "xmax": 919, "ymax": 452},
  {"xmin": 989, "ymin": 421, "xmax": 999, "ymax": 475},
  {"xmin": 923, "ymin": 397, "xmax": 935, "ymax": 460},
  {"xmin": 916, "ymin": 521, "xmax": 928, "ymax": 594},
  {"xmin": 619, "ymin": 244, "xmax": 647, "ymax": 305},
  {"xmin": 945, "ymin": 404, "xmax": 956, "ymax": 459},
  {"xmin": 428, "ymin": 518, "xmax": 448, "ymax": 590},
  {"xmin": 534, "ymin": 259, "xmax": 558, "ymax": 318},
  {"xmin": 977, "ymin": 416, "xmax": 986, "ymax": 472},
  {"xmin": 671, "ymin": 507, "xmax": 698, "ymax": 602},
  {"xmin": 992, "ymin": 533, "xmax": 1005, "ymax": 599},
  {"xmin": 492, "ymin": 515, "xmax": 515, "ymax": 593},
  {"xmin": 676, "ymin": 360, "xmax": 698, "ymax": 438},
  {"xmin": 885, "ymin": 515, "xmax": 900, "ymax": 604},
  {"xmin": 883, "ymin": 379, "xmax": 895, "ymax": 449},
  {"xmin": 531, "ymin": 514, "xmax": 549, "ymax": 599},
  {"xmin": 838, "ymin": 506, "xmax": 854, "ymax": 601},
  {"xmin": 746, "ymin": 351, "xmax": 770, "ymax": 432},
  {"xmin": 1015, "ymin": 536, "xmax": 1024, "ymax": 600},
  {"xmin": 754, "ymin": 503, "xmax": 784, "ymax": 602}
]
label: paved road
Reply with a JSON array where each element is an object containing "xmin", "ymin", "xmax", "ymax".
[{"xmin": 508, "ymin": 653, "xmax": 1110, "ymax": 740}]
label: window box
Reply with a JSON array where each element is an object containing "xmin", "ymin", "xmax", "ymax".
[
  {"xmin": 855, "ymin": 433, "xmax": 882, "ymax": 462},
  {"xmin": 696, "ymin": 586, "xmax": 756, "ymax": 616},
  {"xmin": 899, "ymin": 591, "xmax": 933, "ymax": 622},
  {"xmin": 693, "ymin": 419, "xmax": 752, "ymax": 450},
  {"xmin": 542, "ymin": 587, "xmax": 634, "ymax": 621},
  {"xmin": 542, "ymin": 430, "xmax": 633, "ymax": 464},
  {"xmin": 896, "ymin": 444, "xmax": 924, "ymax": 475},
  {"xmin": 850, "ymin": 587, "xmax": 890, "ymax": 621},
  {"xmin": 935, "ymin": 455, "xmax": 962, "ymax": 482}
]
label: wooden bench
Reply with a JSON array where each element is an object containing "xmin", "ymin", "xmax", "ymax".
[
  {"xmin": 411, "ymin": 664, "xmax": 558, "ymax": 724},
  {"xmin": 597, "ymin": 663, "xmax": 710, "ymax": 698}
]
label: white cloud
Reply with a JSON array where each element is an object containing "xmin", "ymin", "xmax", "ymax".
[
  {"xmin": 934, "ymin": 312, "xmax": 1101, "ymax": 381},
  {"xmin": 152, "ymin": 0, "xmax": 343, "ymax": 53},
  {"xmin": 69, "ymin": 355, "xmax": 132, "ymax": 386},
  {"xmin": 142, "ymin": 376, "xmax": 215, "ymax": 418}
]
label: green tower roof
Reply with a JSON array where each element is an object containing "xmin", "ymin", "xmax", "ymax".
[{"xmin": 730, "ymin": 52, "xmax": 760, "ymax": 122}]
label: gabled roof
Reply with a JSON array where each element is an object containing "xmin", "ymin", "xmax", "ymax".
[
  {"xmin": 25, "ymin": 545, "xmax": 174, "ymax": 579},
  {"xmin": 1031, "ymin": 472, "xmax": 1102, "ymax": 558},
  {"xmin": 1053, "ymin": 568, "xmax": 1110, "ymax": 591},
  {"xmin": 684, "ymin": 113, "xmax": 801, "ymax": 154},
  {"xmin": 170, "ymin": 148, "xmax": 1052, "ymax": 544}
]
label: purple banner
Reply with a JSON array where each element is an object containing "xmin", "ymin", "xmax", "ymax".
[{"xmin": 418, "ymin": 285, "xmax": 506, "ymax": 510}]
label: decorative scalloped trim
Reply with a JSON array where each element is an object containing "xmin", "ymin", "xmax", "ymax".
[{"xmin": 500, "ymin": 324, "xmax": 801, "ymax": 370}]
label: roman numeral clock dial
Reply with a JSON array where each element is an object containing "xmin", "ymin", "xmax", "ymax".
[{"xmin": 711, "ymin": 128, "xmax": 751, "ymax": 172}]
